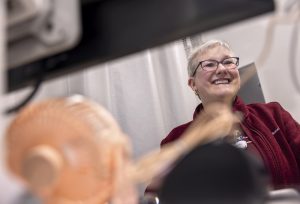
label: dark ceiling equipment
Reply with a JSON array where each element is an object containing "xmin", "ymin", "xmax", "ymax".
[{"xmin": 7, "ymin": 0, "xmax": 275, "ymax": 92}]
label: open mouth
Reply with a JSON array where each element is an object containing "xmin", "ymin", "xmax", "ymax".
[{"xmin": 212, "ymin": 78, "xmax": 231, "ymax": 85}]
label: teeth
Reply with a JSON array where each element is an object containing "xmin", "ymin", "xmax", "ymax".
[{"xmin": 214, "ymin": 79, "xmax": 229, "ymax": 84}]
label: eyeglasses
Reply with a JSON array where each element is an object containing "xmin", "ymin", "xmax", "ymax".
[{"xmin": 192, "ymin": 57, "xmax": 239, "ymax": 76}]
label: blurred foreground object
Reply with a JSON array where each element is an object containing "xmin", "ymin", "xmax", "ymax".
[
  {"xmin": 158, "ymin": 142, "xmax": 300, "ymax": 204},
  {"xmin": 7, "ymin": 0, "xmax": 81, "ymax": 69},
  {"xmin": 5, "ymin": 95, "xmax": 136, "ymax": 204},
  {"xmin": 6, "ymin": 0, "xmax": 275, "ymax": 92},
  {"xmin": 5, "ymin": 96, "xmax": 239, "ymax": 204},
  {"xmin": 159, "ymin": 142, "xmax": 269, "ymax": 204}
]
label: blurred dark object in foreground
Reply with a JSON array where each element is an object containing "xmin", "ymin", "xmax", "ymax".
[
  {"xmin": 7, "ymin": 0, "xmax": 275, "ymax": 92},
  {"xmin": 159, "ymin": 141, "xmax": 269, "ymax": 204}
]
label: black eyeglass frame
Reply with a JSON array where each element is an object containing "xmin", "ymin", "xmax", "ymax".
[{"xmin": 192, "ymin": 57, "xmax": 239, "ymax": 76}]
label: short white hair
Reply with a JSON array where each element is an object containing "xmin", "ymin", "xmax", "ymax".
[{"xmin": 187, "ymin": 40, "xmax": 234, "ymax": 77}]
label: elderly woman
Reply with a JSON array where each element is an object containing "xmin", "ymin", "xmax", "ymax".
[{"xmin": 158, "ymin": 40, "xmax": 300, "ymax": 191}]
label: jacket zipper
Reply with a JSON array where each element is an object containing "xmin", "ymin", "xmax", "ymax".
[{"xmin": 243, "ymin": 121, "xmax": 281, "ymax": 182}]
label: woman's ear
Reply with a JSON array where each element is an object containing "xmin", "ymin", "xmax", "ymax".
[{"xmin": 188, "ymin": 78, "xmax": 196, "ymax": 92}]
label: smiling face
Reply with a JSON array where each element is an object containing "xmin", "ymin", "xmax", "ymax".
[{"xmin": 188, "ymin": 45, "xmax": 240, "ymax": 106}]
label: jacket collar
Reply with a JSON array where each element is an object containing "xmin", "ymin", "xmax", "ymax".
[{"xmin": 193, "ymin": 96, "xmax": 249, "ymax": 120}]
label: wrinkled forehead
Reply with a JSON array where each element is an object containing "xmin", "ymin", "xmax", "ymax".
[{"xmin": 196, "ymin": 45, "xmax": 235, "ymax": 61}]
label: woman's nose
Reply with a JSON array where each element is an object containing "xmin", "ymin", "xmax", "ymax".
[{"xmin": 215, "ymin": 63, "xmax": 227, "ymax": 74}]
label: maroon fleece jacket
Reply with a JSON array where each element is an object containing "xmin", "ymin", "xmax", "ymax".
[{"xmin": 161, "ymin": 96, "xmax": 300, "ymax": 189}]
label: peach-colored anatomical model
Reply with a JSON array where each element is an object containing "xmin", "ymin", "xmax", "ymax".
[{"xmin": 5, "ymin": 95, "xmax": 237, "ymax": 204}]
